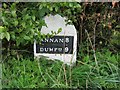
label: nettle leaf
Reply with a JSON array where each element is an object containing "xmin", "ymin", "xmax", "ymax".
[
  {"xmin": 39, "ymin": 7, "xmax": 48, "ymax": 17},
  {"xmin": 11, "ymin": 10, "xmax": 17, "ymax": 17},
  {"xmin": 0, "ymin": 26, "xmax": 6, "ymax": 33},
  {"xmin": 14, "ymin": 20, "xmax": 18, "ymax": 26},
  {"xmin": 11, "ymin": 3, "xmax": 16, "ymax": 10},
  {"xmin": 1, "ymin": 16, "xmax": 8, "ymax": 25},
  {"xmin": 55, "ymin": 7, "xmax": 59, "ymax": 12},
  {"xmin": 32, "ymin": 16, "xmax": 35, "ymax": 21},
  {"xmin": 49, "ymin": 7, "xmax": 53, "ymax": 11},
  {"xmin": 5, "ymin": 32, "xmax": 10, "ymax": 41},
  {"xmin": 40, "ymin": 20, "xmax": 47, "ymax": 26},
  {"xmin": 3, "ymin": 3, "xmax": 7, "ymax": 8},
  {"xmin": 0, "ymin": 33, "xmax": 5, "ymax": 39},
  {"xmin": 21, "ymin": 22, "xmax": 26, "ymax": 28},
  {"xmin": 24, "ymin": 36, "xmax": 31, "ymax": 40},
  {"xmin": 0, "ymin": 27, "xmax": 10, "ymax": 40},
  {"xmin": 24, "ymin": 14, "xmax": 30, "ymax": 20},
  {"xmin": 22, "ymin": 8, "xmax": 28, "ymax": 15}
]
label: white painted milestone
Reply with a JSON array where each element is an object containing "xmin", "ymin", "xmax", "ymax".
[{"xmin": 34, "ymin": 14, "xmax": 77, "ymax": 65}]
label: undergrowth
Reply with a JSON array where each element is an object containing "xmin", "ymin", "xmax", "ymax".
[{"xmin": 2, "ymin": 49, "xmax": 120, "ymax": 89}]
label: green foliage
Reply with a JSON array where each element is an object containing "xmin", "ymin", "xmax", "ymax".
[
  {"xmin": 2, "ymin": 2, "xmax": 48, "ymax": 46},
  {"xmin": 1, "ymin": 2, "xmax": 120, "ymax": 89},
  {"xmin": 2, "ymin": 49, "xmax": 120, "ymax": 88},
  {"xmin": 37, "ymin": 2, "xmax": 82, "ymax": 22},
  {"xmin": 0, "ymin": 26, "xmax": 10, "ymax": 41},
  {"xmin": 2, "ymin": 57, "xmax": 66, "ymax": 88},
  {"xmin": 1, "ymin": 2, "xmax": 81, "ymax": 45},
  {"xmin": 1, "ymin": 2, "xmax": 119, "ymax": 53}
]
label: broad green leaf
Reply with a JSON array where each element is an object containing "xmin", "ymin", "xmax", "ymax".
[
  {"xmin": 49, "ymin": 7, "xmax": 53, "ymax": 11},
  {"xmin": 21, "ymin": 22, "xmax": 26, "ymax": 28},
  {"xmin": 11, "ymin": 10, "xmax": 16, "ymax": 17},
  {"xmin": 14, "ymin": 20, "xmax": 18, "ymax": 26},
  {"xmin": 55, "ymin": 7, "xmax": 59, "ymax": 12},
  {"xmin": 11, "ymin": 32, "xmax": 15, "ymax": 40},
  {"xmin": 0, "ymin": 33, "xmax": 5, "ymax": 39},
  {"xmin": 0, "ymin": 26, "xmax": 5, "ymax": 33},
  {"xmin": 57, "ymin": 28, "xmax": 62, "ymax": 33},
  {"xmin": 24, "ymin": 36, "xmax": 30, "ymax": 40},
  {"xmin": 1, "ymin": 17, "xmax": 8, "ymax": 25},
  {"xmin": 24, "ymin": 14, "xmax": 30, "ymax": 20},
  {"xmin": 39, "ymin": 8, "xmax": 48, "ymax": 17},
  {"xmin": 5, "ymin": 32, "xmax": 10, "ymax": 41},
  {"xmin": 32, "ymin": 16, "xmax": 35, "ymax": 21},
  {"xmin": 3, "ymin": 3, "xmax": 7, "ymax": 8},
  {"xmin": 10, "ymin": 3, "xmax": 16, "ymax": 11},
  {"xmin": 69, "ymin": 3, "xmax": 73, "ymax": 7}
]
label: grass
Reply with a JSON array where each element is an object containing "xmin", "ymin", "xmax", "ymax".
[{"xmin": 2, "ymin": 49, "xmax": 120, "ymax": 89}]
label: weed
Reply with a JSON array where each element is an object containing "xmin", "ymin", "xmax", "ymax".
[{"xmin": 2, "ymin": 49, "xmax": 120, "ymax": 89}]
